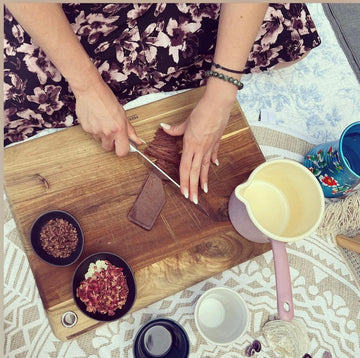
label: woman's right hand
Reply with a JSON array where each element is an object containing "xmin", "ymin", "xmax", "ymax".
[
  {"xmin": 5, "ymin": 3, "xmax": 142, "ymax": 156},
  {"xmin": 72, "ymin": 72, "xmax": 142, "ymax": 157}
]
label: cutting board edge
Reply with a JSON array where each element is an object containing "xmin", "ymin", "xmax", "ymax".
[{"xmin": 46, "ymin": 234, "xmax": 271, "ymax": 341}]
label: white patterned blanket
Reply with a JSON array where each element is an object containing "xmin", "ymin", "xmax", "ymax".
[{"xmin": 4, "ymin": 4, "xmax": 360, "ymax": 358}]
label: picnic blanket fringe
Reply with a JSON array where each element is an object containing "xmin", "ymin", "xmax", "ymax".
[{"xmin": 317, "ymin": 189, "xmax": 360, "ymax": 238}]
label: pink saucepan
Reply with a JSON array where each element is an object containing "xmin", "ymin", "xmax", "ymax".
[{"xmin": 228, "ymin": 159, "xmax": 325, "ymax": 321}]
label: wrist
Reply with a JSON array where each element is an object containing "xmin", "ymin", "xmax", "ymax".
[
  {"xmin": 205, "ymin": 70, "xmax": 244, "ymax": 91},
  {"xmin": 211, "ymin": 61, "xmax": 244, "ymax": 75},
  {"xmin": 68, "ymin": 62, "xmax": 103, "ymax": 96},
  {"xmin": 203, "ymin": 74, "xmax": 239, "ymax": 108}
]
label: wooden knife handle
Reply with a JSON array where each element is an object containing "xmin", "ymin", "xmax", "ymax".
[{"xmin": 336, "ymin": 234, "xmax": 360, "ymax": 254}]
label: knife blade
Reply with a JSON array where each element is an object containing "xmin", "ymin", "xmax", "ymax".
[
  {"xmin": 129, "ymin": 139, "xmax": 210, "ymax": 217},
  {"xmin": 129, "ymin": 139, "xmax": 180, "ymax": 189}
]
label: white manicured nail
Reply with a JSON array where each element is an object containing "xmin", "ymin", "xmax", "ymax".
[
  {"xmin": 203, "ymin": 183, "xmax": 208, "ymax": 193},
  {"xmin": 160, "ymin": 123, "xmax": 171, "ymax": 130},
  {"xmin": 192, "ymin": 194, "xmax": 198, "ymax": 205},
  {"xmin": 139, "ymin": 137, "xmax": 147, "ymax": 144},
  {"xmin": 214, "ymin": 159, "xmax": 220, "ymax": 167},
  {"xmin": 183, "ymin": 188, "xmax": 189, "ymax": 199}
]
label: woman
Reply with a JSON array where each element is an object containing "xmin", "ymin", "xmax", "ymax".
[{"xmin": 4, "ymin": 3, "xmax": 321, "ymax": 204}]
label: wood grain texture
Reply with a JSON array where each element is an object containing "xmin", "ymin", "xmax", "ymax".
[
  {"xmin": 336, "ymin": 234, "xmax": 360, "ymax": 253},
  {"xmin": 4, "ymin": 87, "xmax": 270, "ymax": 340}
]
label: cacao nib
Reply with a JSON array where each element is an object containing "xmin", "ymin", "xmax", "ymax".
[{"xmin": 40, "ymin": 218, "xmax": 78, "ymax": 258}]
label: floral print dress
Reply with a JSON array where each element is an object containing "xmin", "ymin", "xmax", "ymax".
[{"xmin": 3, "ymin": 3, "xmax": 321, "ymax": 146}]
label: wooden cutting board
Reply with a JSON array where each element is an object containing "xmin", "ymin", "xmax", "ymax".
[{"xmin": 4, "ymin": 87, "xmax": 270, "ymax": 340}]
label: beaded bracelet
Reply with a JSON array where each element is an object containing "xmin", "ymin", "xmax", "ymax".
[
  {"xmin": 212, "ymin": 61, "xmax": 244, "ymax": 74},
  {"xmin": 205, "ymin": 70, "xmax": 244, "ymax": 90}
]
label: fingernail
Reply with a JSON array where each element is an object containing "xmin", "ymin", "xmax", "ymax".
[
  {"xmin": 203, "ymin": 183, "xmax": 208, "ymax": 193},
  {"xmin": 160, "ymin": 122, "xmax": 171, "ymax": 130},
  {"xmin": 183, "ymin": 188, "xmax": 189, "ymax": 199},
  {"xmin": 139, "ymin": 137, "xmax": 147, "ymax": 144},
  {"xmin": 192, "ymin": 194, "xmax": 198, "ymax": 205},
  {"xmin": 214, "ymin": 159, "xmax": 220, "ymax": 167}
]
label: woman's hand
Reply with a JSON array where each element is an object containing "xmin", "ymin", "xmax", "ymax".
[
  {"xmin": 6, "ymin": 3, "xmax": 142, "ymax": 156},
  {"xmin": 72, "ymin": 72, "xmax": 142, "ymax": 156},
  {"xmin": 161, "ymin": 88, "xmax": 235, "ymax": 204},
  {"xmin": 161, "ymin": 3, "xmax": 267, "ymax": 204}
]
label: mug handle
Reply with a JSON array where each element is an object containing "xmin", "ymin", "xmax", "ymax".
[{"xmin": 271, "ymin": 239, "xmax": 294, "ymax": 321}]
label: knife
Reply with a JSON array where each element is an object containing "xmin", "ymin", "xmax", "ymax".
[
  {"xmin": 129, "ymin": 139, "xmax": 180, "ymax": 189},
  {"xmin": 129, "ymin": 139, "xmax": 210, "ymax": 217}
]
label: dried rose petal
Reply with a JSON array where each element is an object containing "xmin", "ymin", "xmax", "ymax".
[
  {"xmin": 245, "ymin": 344, "xmax": 255, "ymax": 357},
  {"xmin": 245, "ymin": 340, "xmax": 262, "ymax": 356},
  {"xmin": 76, "ymin": 262, "xmax": 129, "ymax": 315},
  {"xmin": 252, "ymin": 340, "xmax": 261, "ymax": 352}
]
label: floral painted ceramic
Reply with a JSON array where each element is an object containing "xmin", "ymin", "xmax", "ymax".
[{"xmin": 303, "ymin": 122, "xmax": 360, "ymax": 198}]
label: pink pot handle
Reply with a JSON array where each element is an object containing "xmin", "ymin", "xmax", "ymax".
[{"xmin": 271, "ymin": 239, "xmax": 294, "ymax": 321}]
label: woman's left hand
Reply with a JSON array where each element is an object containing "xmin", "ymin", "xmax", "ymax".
[
  {"xmin": 161, "ymin": 90, "xmax": 234, "ymax": 204},
  {"xmin": 163, "ymin": 2, "xmax": 267, "ymax": 203}
]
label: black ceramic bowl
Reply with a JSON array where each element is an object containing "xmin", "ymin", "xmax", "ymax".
[
  {"xmin": 30, "ymin": 210, "xmax": 84, "ymax": 267},
  {"xmin": 72, "ymin": 252, "xmax": 136, "ymax": 322},
  {"xmin": 134, "ymin": 318, "xmax": 190, "ymax": 358}
]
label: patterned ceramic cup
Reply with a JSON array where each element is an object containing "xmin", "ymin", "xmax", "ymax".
[{"xmin": 303, "ymin": 122, "xmax": 360, "ymax": 198}]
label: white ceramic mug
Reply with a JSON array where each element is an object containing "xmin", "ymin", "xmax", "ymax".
[{"xmin": 194, "ymin": 287, "xmax": 249, "ymax": 345}]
